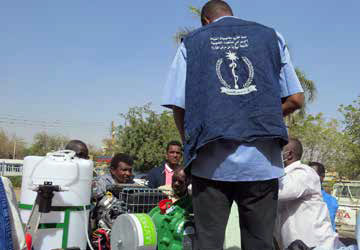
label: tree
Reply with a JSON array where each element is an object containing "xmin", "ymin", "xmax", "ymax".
[
  {"xmin": 337, "ymin": 96, "xmax": 360, "ymax": 178},
  {"xmin": 289, "ymin": 113, "xmax": 350, "ymax": 172},
  {"xmin": 111, "ymin": 104, "xmax": 180, "ymax": 172},
  {"xmin": 28, "ymin": 132, "xmax": 69, "ymax": 156},
  {"xmin": 339, "ymin": 96, "xmax": 360, "ymax": 145},
  {"xmin": 88, "ymin": 144, "xmax": 103, "ymax": 159},
  {"xmin": 0, "ymin": 129, "xmax": 26, "ymax": 159}
]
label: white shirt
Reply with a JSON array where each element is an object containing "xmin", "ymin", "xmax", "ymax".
[{"xmin": 275, "ymin": 161, "xmax": 343, "ymax": 249}]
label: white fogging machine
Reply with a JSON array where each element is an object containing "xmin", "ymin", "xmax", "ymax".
[{"xmin": 19, "ymin": 150, "xmax": 93, "ymax": 250}]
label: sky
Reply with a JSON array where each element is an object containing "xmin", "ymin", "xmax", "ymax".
[{"xmin": 1, "ymin": 1, "xmax": 359, "ymax": 147}]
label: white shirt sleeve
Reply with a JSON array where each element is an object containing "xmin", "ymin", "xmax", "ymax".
[{"xmin": 278, "ymin": 168, "xmax": 313, "ymax": 201}]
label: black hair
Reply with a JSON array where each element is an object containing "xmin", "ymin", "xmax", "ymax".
[
  {"xmin": 201, "ymin": 0, "xmax": 233, "ymax": 25},
  {"xmin": 166, "ymin": 140, "xmax": 182, "ymax": 152},
  {"xmin": 110, "ymin": 153, "xmax": 134, "ymax": 170},
  {"xmin": 65, "ymin": 140, "xmax": 89, "ymax": 159},
  {"xmin": 309, "ymin": 162, "xmax": 325, "ymax": 176}
]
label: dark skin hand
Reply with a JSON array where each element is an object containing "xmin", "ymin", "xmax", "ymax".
[
  {"xmin": 282, "ymin": 93, "xmax": 304, "ymax": 117},
  {"xmin": 172, "ymin": 106, "xmax": 185, "ymax": 143}
]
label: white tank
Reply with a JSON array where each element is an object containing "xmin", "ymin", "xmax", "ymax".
[{"xmin": 19, "ymin": 150, "xmax": 93, "ymax": 250}]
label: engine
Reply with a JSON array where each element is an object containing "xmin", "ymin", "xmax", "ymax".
[{"xmin": 91, "ymin": 184, "xmax": 168, "ymax": 249}]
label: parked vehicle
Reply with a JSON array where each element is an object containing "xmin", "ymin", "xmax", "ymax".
[{"xmin": 333, "ymin": 181, "xmax": 360, "ymax": 234}]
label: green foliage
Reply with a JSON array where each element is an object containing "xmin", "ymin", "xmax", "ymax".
[
  {"xmin": 111, "ymin": 104, "xmax": 180, "ymax": 172},
  {"xmin": 295, "ymin": 68, "xmax": 316, "ymax": 104},
  {"xmin": 337, "ymin": 96, "xmax": 360, "ymax": 178},
  {"xmin": 189, "ymin": 5, "xmax": 201, "ymax": 17},
  {"xmin": 173, "ymin": 5, "xmax": 200, "ymax": 44},
  {"xmin": 339, "ymin": 97, "xmax": 360, "ymax": 144},
  {"xmin": 28, "ymin": 132, "xmax": 69, "ymax": 156},
  {"xmin": 7, "ymin": 176, "xmax": 22, "ymax": 188},
  {"xmin": 289, "ymin": 112, "xmax": 360, "ymax": 179},
  {"xmin": 289, "ymin": 113, "xmax": 350, "ymax": 172},
  {"xmin": 0, "ymin": 129, "xmax": 26, "ymax": 159},
  {"xmin": 88, "ymin": 144, "xmax": 103, "ymax": 159}
]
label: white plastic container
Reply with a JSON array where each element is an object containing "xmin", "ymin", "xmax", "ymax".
[{"xmin": 19, "ymin": 150, "xmax": 93, "ymax": 250}]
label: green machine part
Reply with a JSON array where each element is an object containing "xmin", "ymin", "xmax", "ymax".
[{"xmin": 149, "ymin": 196, "xmax": 194, "ymax": 250}]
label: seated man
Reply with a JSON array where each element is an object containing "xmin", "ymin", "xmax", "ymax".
[
  {"xmin": 309, "ymin": 161, "xmax": 338, "ymax": 232},
  {"xmin": 275, "ymin": 138, "xmax": 343, "ymax": 249},
  {"xmin": 65, "ymin": 139, "xmax": 89, "ymax": 159},
  {"xmin": 92, "ymin": 153, "xmax": 134, "ymax": 200}
]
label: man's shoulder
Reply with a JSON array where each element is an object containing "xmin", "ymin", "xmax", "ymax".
[
  {"xmin": 95, "ymin": 173, "xmax": 114, "ymax": 183},
  {"xmin": 322, "ymin": 190, "xmax": 338, "ymax": 204},
  {"xmin": 148, "ymin": 164, "xmax": 165, "ymax": 175},
  {"xmin": 286, "ymin": 162, "xmax": 320, "ymax": 180}
]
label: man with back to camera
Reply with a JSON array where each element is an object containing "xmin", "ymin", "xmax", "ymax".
[
  {"xmin": 309, "ymin": 161, "xmax": 339, "ymax": 232},
  {"xmin": 65, "ymin": 139, "xmax": 89, "ymax": 159},
  {"xmin": 92, "ymin": 153, "xmax": 134, "ymax": 200},
  {"xmin": 162, "ymin": 1, "xmax": 304, "ymax": 249},
  {"xmin": 146, "ymin": 140, "xmax": 182, "ymax": 188},
  {"xmin": 275, "ymin": 138, "xmax": 342, "ymax": 249}
]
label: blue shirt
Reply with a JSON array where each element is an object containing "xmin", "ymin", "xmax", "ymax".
[
  {"xmin": 162, "ymin": 16, "xmax": 303, "ymax": 181},
  {"xmin": 322, "ymin": 189, "xmax": 339, "ymax": 231}
]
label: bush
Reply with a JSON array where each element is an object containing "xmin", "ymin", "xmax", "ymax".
[{"xmin": 6, "ymin": 176, "xmax": 22, "ymax": 188}]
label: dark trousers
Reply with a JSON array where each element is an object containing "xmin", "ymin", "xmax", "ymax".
[{"xmin": 192, "ymin": 175, "xmax": 278, "ymax": 250}]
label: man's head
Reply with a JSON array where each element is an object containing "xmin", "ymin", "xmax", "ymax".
[
  {"xmin": 109, "ymin": 153, "xmax": 134, "ymax": 184},
  {"xmin": 65, "ymin": 140, "xmax": 89, "ymax": 159},
  {"xmin": 282, "ymin": 138, "xmax": 303, "ymax": 167},
  {"xmin": 201, "ymin": 0, "xmax": 233, "ymax": 26},
  {"xmin": 165, "ymin": 140, "xmax": 182, "ymax": 170},
  {"xmin": 172, "ymin": 167, "xmax": 189, "ymax": 198},
  {"xmin": 309, "ymin": 162, "xmax": 326, "ymax": 184}
]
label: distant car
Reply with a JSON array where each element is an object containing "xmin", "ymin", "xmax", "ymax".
[{"xmin": 333, "ymin": 181, "xmax": 360, "ymax": 235}]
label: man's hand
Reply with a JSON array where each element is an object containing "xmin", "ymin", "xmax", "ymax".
[
  {"xmin": 172, "ymin": 106, "xmax": 185, "ymax": 143},
  {"xmin": 282, "ymin": 93, "xmax": 304, "ymax": 117}
]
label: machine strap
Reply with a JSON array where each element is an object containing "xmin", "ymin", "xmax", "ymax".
[{"xmin": 19, "ymin": 203, "xmax": 90, "ymax": 248}]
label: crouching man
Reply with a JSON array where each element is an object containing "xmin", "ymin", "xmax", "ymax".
[
  {"xmin": 275, "ymin": 138, "xmax": 343, "ymax": 249},
  {"xmin": 92, "ymin": 153, "xmax": 134, "ymax": 201},
  {"xmin": 149, "ymin": 167, "xmax": 194, "ymax": 250}
]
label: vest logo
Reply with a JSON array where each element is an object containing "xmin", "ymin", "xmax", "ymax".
[
  {"xmin": 216, "ymin": 50, "xmax": 256, "ymax": 96},
  {"xmin": 210, "ymin": 35, "xmax": 249, "ymax": 50}
]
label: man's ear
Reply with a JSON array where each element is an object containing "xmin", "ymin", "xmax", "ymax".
[
  {"xmin": 202, "ymin": 16, "xmax": 211, "ymax": 26},
  {"xmin": 288, "ymin": 150, "xmax": 294, "ymax": 160}
]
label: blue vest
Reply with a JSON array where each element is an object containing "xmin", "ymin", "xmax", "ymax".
[
  {"xmin": 183, "ymin": 17, "xmax": 288, "ymax": 166},
  {"xmin": 0, "ymin": 178, "xmax": 14, "ymax": 250}
]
